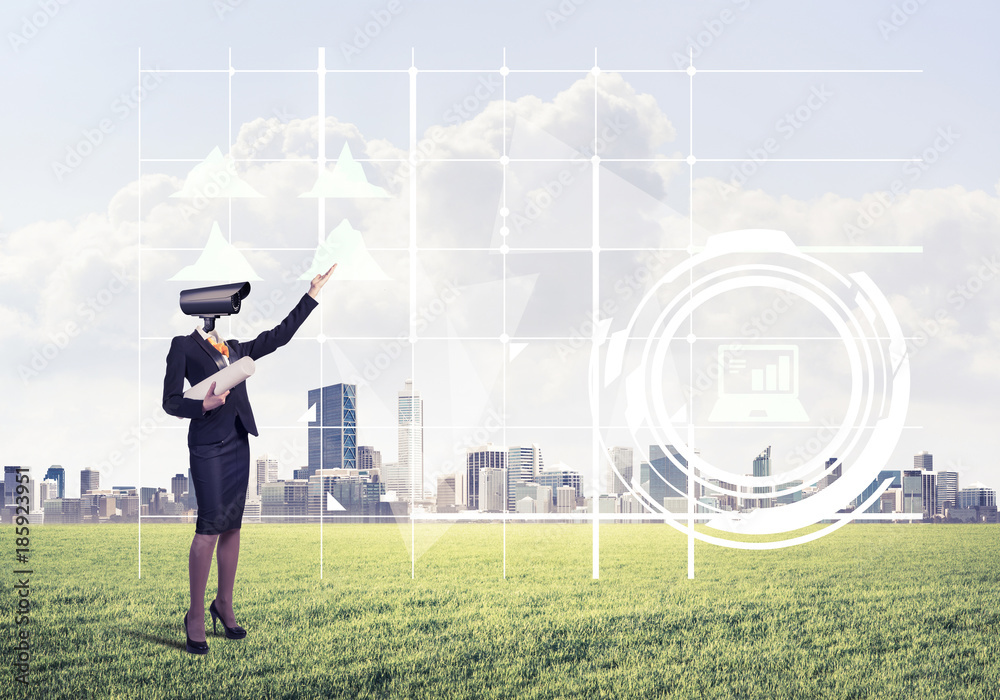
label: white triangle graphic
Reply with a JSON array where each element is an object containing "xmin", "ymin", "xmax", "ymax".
[
  {"xmin": 327, "ymin": 492, "xmax": 346, "ymax": 511},
  {"xmin": 297, "ymin": 404, "xmax": 317, "ymax": 423}
]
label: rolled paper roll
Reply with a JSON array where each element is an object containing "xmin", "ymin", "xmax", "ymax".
[{"xmin": 183, "ymin": 356, "xmax": 256, "ymax": 400}]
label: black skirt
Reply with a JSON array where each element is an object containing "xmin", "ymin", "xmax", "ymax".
[{"xmin": 188, "ymin": 417, "xmax": 251, "ymax": 535}]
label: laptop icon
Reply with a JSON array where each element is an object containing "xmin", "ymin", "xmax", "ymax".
[{"xmin": 708, "ymin": 344, "xmax": 809, "ymax": 423}]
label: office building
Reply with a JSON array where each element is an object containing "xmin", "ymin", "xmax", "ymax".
[
  {"xmin": 706, "ymin": 479, "xmax": 738, "ymax": 511},
  {"xmin": 914, "ymin": 451, "xmax": 933, "ymax": 471},
  {"xmin": 752, "ymin": 447, "xmax": 773, "ymax": 509},
  {"xmin": 398, "ymin": 379, "xmax": 424, "ymax": 501},
  {"xmin": 466, "ymin": 444, "xmax": 506, "ymax": 510},
  {"xmin": 818, "ymin": 457, "xmax": 842, "ymax": 490},
  {"xmin": 480, "ymin": 467, "xmax": 507, "ymax": 513},
  {"xmin": 958, "ymin": 483, "xmax": 996, "ymax": 509},
  {"xmin": 384, "ymin": 461, "xmax": 414, "ymax": 502},
  {"xmin": 608, "ymin": 447, "xmax": 633, "ymax": 495},
  {"xmin": 252, "ymin": 454, "xmax": 278, "ymax": 499},
  {"xmin": 922, "ymin": 470, "xmax": 937, "ymax": 518},
  {"xmin": 40, "ymin": 479, "xmax": 59, "ymax": 503},
  {"xmin": 508, "ymin": 444, "xmax": 544, "ymax": 510},
  {"xmin": 647, "ymin": 445, "xmax": 688, "ymax": 506},
  {"xmin": 307, "ymin": 469, "xmax": 386, "ymax": 522},
  {"xmin": 3, "ymin": 466, "xmax": 22, "ymax": 508},
  {"xmin": 536, "ymin": 467, "xmax": 583, "ymax": 508},
  {"xmin": 171, "ymin": 473, "xmax": 188, "ymax": 506},
  {"xmin": 936, "ymin": 471, "xmax": 959, "ymax": 512},
  {"xmin": 45, "ymin": 466, "xmax": 65, "ymax": 499},
  {"xmin": 436, "ymin": 474, "xmax": 457, "ymax": 511},
  {"xmin": 556, "ymin": 485, "xmax": 576, "ymax": 513},
  {"xmin": 358, "ymin": 446, "xmax": 382, "ymax": 472},
  {"xmin": 856, "ymin": 469, "xmax": 901, "ymax": 513},
  {"xmin": 260, "ymin": 480, "xmax": 309, "ymax": 522},
  {"xmin": 42, "ymin": 498, "xmax": 82, "ymax": 525},
  {"xmin": 80, "ymin": 468, "xmax": 100, "ymax": 496},
  {"xmin": 902, "ymin": 470, "xmax": 923, "ymax": 514},
  {"xmin": 304, "ymin": 383, "xmax": 357, "ymax": 480}
]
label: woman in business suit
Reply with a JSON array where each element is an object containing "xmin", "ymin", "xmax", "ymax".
[{"xmin": 162, "ymin": 265, "xmax": 335, "ymax": 655}]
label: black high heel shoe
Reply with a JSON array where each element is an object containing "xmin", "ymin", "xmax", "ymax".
[
  {"xmin": 210, "ymin": 599, "xmax": 247, "ymax": 640},
  {"xmin": 183, "ymin": 613, "xmax": 209, "ymax": 655}
]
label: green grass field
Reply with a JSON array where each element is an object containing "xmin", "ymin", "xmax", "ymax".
[{"xmin": 5, "ymin": 523, "xmax": 999, "ymax": 699}]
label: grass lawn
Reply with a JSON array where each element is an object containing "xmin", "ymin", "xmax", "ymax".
[{"xmin": 5, "ymin": 522, "xmax": 999, "ymax": 699}]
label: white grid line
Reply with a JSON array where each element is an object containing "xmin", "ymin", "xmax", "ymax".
[{"xmin": 134, "ymin": 48, "xmax": 927, "ymax": 582}]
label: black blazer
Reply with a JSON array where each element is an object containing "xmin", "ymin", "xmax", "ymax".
[{"xmin": 162, "ymin": 292, "xmax": 319, "ymax": 446}]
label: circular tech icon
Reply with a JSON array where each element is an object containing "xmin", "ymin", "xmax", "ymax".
[{"xmin": 592, "ymin": 230, "xmax": 910, "ymax": 550}]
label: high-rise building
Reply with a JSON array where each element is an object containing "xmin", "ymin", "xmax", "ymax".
[
  {"xmin": 536, "ymin": 467, "xmax": 583, "ymax": 508},
  {"xmin": 253, "ymin": 454, "xmax": 279, "ymax": 498},
  {"xmin": 436, "ymin": 474, "xmax": 457, "ymax": 510},
  {"xmin": 171, "ymin": 473, "xmax": 188, "ymax": 505},
  {"xmin": 45, "ymin": 466, "xmax": 65, "ymax": 499},
  {"xmin": 480, "ymin": 467, "xmax": 507, "ymax": 513},
  {"xmin": 398, "ymin": 380, "xmax": 424, "ymax": 501},
  {"xmin": 855, "ymin": 469, "xmax": 901, "ymax": 512},
  {"xmin": 384, "ymin": 461, "xmax": 413, "ymax": 502},
  {"xmin": 466, "ymin": 444, "xmax": 506, "ymax": 510},
  {"xmin": 556, "ymin": 486, "xmax": 576, "ymax": 513},
  {"xmin": 81, "ymin": 468, "xmax": 100, "ymax": 496},
  {"xmin": 305, "ymin": 383, "xmax": 357, "ymax": 479},
  {"xmin": 902, "ymin": 470, "xmax": 923, "ymax": 514},
  {"xmin": 936, "ymin": 471, "xmax": 959, "ymax": 512},
  {"xmin": 914, "ymin": 451, "xmax": 933, "ymax": 471},
  {"xmin": 818, "ymin": 457, "xmax": 842, "ymax": 490},
  {"xmin": 3, "ymin": 466, "xmax": 22, "ymax": 508},
  {"xmin": 608, "ymin": 447, "xmax": 633, "ymax": 495},
  {"xmin": 40, "ymin": 479, "xmax": 59, "ymax": 504},
  {"xmin": 358, "ymin": 446, "xmax": 382, "ymax": 472},
  {"xmin": 752, "ymin": 447, "xmax": 773, "ymax": 509},
  {"xmin": 647, "ymin": 445, "xmax": 688, "ymax": 505},
  {"xmin": 958, "ymin": 483, "xmax": 996, "ymax": 508},
  {"xmin": 922, "ymin": 470, "xmax": 937, "ymax": 518},
  {"xmin": 507, "ymin": 444, "xmax": 544, "ymax": 510}
]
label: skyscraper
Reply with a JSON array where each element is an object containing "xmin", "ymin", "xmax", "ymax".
[
  {"xmin": 914, "ymin": 451, "xmax": 933, "ymax": 471},
  {"xmin": 902, "ymin": 470, "xmax": 923, "ymax": 513},
  {"xmin": 398, "ymin": 380, "xmax": 424, "ymax": 501},
  {"xmin": 358, "ymin": 446, "xmax": 382, "ymax": 472},
  {"xmin": 480, "ymin": 467, "xmax": 507, "ymax": 513},
  {"xmin": 171, "ymin": 473, "xmax": 188, "ymax": 505},
  {"xmin": 752, "ymin": 447, "xmax": 772, "ymax": 509},
  {"xmin": 81, "ymin": 468, "xmax": 100, "ymax": 496},
  {"xmin": 507, "ymin": 444, "xmax": 544, "ymax": 510},
  {"xmin": 922, "ymin": 470, "xmax": 937, "ymax": 518},
  {"xmin": 305, "ymin": 383, "xmax": 357, "ymax": 479},
  {"xmin": 936, "ymin": 471, "xmax": 959, "ymax": 512},
  {"xmin": 466, "ymin": 444, "xmax": 506, "ymax": 510},
  {"xmin": 384, "ymin": 461, "xmax": 413, "ymax": 502},
  {"xmin": 45, "ymin": 465, "xmax": 65, "ymax": 499},
  {"xmin": 254, "ymin": 454, "xmax": 279, "ymax": 498},
  {"xmin": 646, "ymin": 445, "xmax": 688, "ymax": 508},
  {"xmin": 608, "ymin": 447, "xmax": 633, "ymax": 495},
  {"xmin": 436, "ymin": 474, "xmax": 457, "ymax": 510}
]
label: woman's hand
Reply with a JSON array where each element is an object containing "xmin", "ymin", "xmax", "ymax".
[
  {"xmin": 202, "ymin": 381, "xmax": 230, "ymax": 413},
  {"xmin": 308, "ymin": 264, "xmax": 337, "ymax": 299}
]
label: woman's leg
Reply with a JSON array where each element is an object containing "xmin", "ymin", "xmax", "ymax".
[
  {"xmin": 187, "ymin": 533, "xmax": 219, "ymax": 641},
  {"xmin": 213, "ymin": 527, "xmax": 241, "ymax": 626}
]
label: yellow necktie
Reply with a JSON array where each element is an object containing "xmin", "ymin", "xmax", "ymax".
[{"xmin": 208, "ymin": 338, "xmax": 229, "ymax": 358}]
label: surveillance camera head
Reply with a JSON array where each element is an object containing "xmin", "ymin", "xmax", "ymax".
[{"xmin": 179, "ymin": 282, "xmax": 251, "ymax": 331}]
